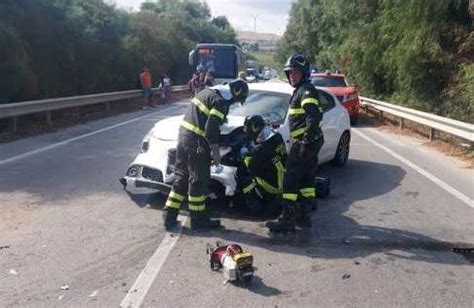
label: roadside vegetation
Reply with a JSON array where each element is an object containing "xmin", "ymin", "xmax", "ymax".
[
  {"xmin": 248, "ymin": 52, "xmax": 279, "ymax": 68},
  {"xmin": 277, "ymin": 0, "xmax": 473, "ymax": 123},
  {"xmin": 0, "ymin": 0, "xmax": 237, "ymax": 104}
]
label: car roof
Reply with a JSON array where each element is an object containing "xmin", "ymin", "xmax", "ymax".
[{"xmin": 311, "ymin": 73, "xmax": 346, "ymax": 78}]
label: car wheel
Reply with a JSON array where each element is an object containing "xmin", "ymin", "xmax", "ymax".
[
  {"xmin": 331, "ymin": 131, "xmax": 350, "ymax": 167},
  {"xmin": 350, "ymin": 115, "xmax": 358, "ymax": 126}
]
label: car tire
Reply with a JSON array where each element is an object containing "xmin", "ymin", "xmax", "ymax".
[
  {"xmin": 331, "ymin": 131, "xmax": 350, "ymax": 167},
  {"xmin": 350, "ymin": 115, "xmax": 358, "ymax": 126}
]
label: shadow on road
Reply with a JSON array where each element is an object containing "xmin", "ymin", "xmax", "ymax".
[
  {"xmin": 130, "ymin": 158, "xmax": 473, "ymax": 266},
  {"xmin": 236, "ymin": 275, "xmax": 282, "ymax": 297}
]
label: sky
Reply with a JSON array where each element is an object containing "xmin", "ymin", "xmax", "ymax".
[{"xmin": 111, "ymin": 0, "xmax": 293, "ymax": 35}]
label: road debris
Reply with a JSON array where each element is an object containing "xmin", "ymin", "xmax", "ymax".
[
  {"xmin": 9, "ymin": 269, "xmax": 18, "ymax": 275},
  {"xmin": 58, "ymin": 294, "xmax": 65, "ymax": 301},
  {"xmin": 354, "ymin": 260, "xmax": 361, "ymax": 265},
  {"xmin": 342, "ymin": 274, "xmax": 351, "ymax": 280},
  {"xmin": 88, "ymin": 290, "xmax": 98, "ymax": 297},
  {"xmin": 60, "ymin": 285, "xmax": 70, "ymax": 290},
  {"xmin": 343, "ymin": 238, "xmax": 352, "ymax": 244},
  {"xmin": 0, "ymin": 245, "xmax": 10, "ymax": 250}
]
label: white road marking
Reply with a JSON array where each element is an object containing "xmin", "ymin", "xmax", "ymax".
[
  {"xmin": 353, "ymin": 128, "xmax": 474, "ymax": 209},
  {"xmin": 120, "ymin": 216, "xmax": 188, "ymax": 308},
  {"xmin": 0, "ymin": 105, "xmax": 181, "ymax": 166}
]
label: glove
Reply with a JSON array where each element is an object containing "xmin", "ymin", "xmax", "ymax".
[
  {"xmin": 239, "ymin": 146, "xmax": 249, "ymax": 159},
  {"xmin": 210, "ymin": 144, "xmax": 220, "ymax": 165}
]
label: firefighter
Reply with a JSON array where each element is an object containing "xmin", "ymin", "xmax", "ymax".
[
  {"xmin": 190, "ymin": 65, "xmax": 206, "ymax": 96},
  {"xmin": 266, "ymin": 54, "xmax": 324, "ymax": 232},
  {"xmin": 163, "ymin": 79, "xmax": 249, "ymax": 230},
  {"xmin": 239, "ymin": 115, "xmax": 287, "ymax": 216},
  {"xmin": 204, "ymin": 69, "xmax": 215, "ymax": 87}
]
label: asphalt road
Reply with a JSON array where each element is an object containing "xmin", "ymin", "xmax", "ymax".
[{"xmin": 0, "ymin": 101, "xmax": 473, "ymax": 307}]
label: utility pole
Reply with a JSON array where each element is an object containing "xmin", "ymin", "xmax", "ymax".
[{"xmin": 252, "ymin": 14, "xmax": 260, "ymax": 44}]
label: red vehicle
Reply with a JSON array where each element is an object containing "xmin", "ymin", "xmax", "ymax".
[{"xmin": 311, "ymin": 72, "xmax": 360, "ymax": 125}]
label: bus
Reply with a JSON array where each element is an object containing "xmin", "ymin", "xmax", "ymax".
[{"xmin": 188, "ymin": 43, "xmax": 246, "ymax": 83}]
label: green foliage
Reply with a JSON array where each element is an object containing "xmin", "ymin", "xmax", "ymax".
[
  {"xmin": 0, "ymin": 0, "xmax": 238, "ymax": 103},
  {"xmin": 248, "ymin": 52, "xmax": 278, "ymax": 68},
  {"xmin": 277, "ymin": 0, "xmax": 472, "ymax": 122},
  {"xmin": 443, "ymin": 63, "xmax": 474, "ymax": 123}
]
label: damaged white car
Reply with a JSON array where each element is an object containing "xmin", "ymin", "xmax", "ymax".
[{"xmin": 120, "ymin": 82, "xmax": 351, "ymax": 200}]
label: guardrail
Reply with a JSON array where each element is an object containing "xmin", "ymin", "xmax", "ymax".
[
  {"xmin": 0, "ymin": 85, "xmax": 188, "ymax": 132},
  {"xmin": 360, "ymin": 96, "xmax": 474, "ymax": 142}
]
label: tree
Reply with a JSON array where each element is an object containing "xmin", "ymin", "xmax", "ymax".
[
  {"xmin": 0, "ymin": 0, "xmax": 240, "ymax": 103},
  {"xmin": 277, "ymin": 0, "xmax": 473, "ymax": 122}
]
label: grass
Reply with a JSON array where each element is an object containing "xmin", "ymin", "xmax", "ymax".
[{"xmin": 247, "ymin": 52, "xmax": 278, "ymax": 68}]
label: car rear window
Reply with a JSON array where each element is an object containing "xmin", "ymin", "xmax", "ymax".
[
  {"xmin": 311, "ymin": 76, "xmax": 347, "ymax": 87},
  {"xmin": 228, "ymin": 90, "xmax": 290, "ymax": 124}
]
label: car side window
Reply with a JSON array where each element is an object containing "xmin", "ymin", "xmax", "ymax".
[{"xmin": 317, "ymin": 90, "xmax": 335, "ymax": 113}]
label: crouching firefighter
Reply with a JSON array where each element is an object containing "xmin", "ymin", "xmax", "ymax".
[
  {"xmin": 266, "ymin": 54, "xmax": 324, "ymax": 232},
  {"xmin": 163, "ymin": 80, "xmax": 249, "ymax": 230},
  {"xmin": 239, "ymin": 115, "xmax": 287, "ymax": 216}
]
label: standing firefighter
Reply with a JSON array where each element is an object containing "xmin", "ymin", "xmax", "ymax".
[
  {"xmin": 266, "ymin": 55, "xmax": 324, "ymax": 232},
  {"xmin": 163, "ymin": 80, "xmax": 249, "ymax": 229}
]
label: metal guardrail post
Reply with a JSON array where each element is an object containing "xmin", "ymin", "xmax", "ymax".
[
  {"xmin": 429, "ymin": 127, "xmax": 436, "ymax": 141},
  {"xmin": 9, "ymin": 117, "xmax": 18, "ymax": 133},
  {"xmin": 105, "ymin": 102, "xmax": 112, "ymax": 115},
  {"xmin": 46, "ymin": 111, "xmax": 53, "ymax": 127},
  {"xmin": 399, "ymin": 118, "xmax": 404, "ymax": 130},
  {"xmin": 74, "ymin": 107, "xmax": 80, "ymax": 119}
]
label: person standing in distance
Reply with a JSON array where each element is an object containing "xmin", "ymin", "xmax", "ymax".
[{"xmin": 140, "ymin": 66, "xmax": 153, "ymax": 109}]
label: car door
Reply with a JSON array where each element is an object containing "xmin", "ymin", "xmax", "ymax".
[{"xmin": 317, "ymin": 89, "xmax": 339, "ymax": 163}]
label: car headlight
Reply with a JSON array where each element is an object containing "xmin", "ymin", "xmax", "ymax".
[{"xmin": 127, "ymin": 165, "xmax": 141, "ymax": 177}]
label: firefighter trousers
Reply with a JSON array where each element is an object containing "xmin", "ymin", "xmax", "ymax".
[
  {"xmin": 282, "ymin": 138, "xmax": 324, "ymax": 203},
  {"xmin": 165, "ymin": 140, "xmax": 211, "ymax": 213}
]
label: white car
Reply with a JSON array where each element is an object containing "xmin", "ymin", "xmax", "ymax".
[
  {"xmin": 263, "ymin": 70, "xmax": 272, "ymax": 80},
  {"xmin": 121, "ymin": 82, "xmax": 351, "ymax": 198}
]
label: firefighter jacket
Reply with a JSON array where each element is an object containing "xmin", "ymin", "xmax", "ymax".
[
  {"xmin": 179, "ymin": 88, "xmax": 229, "ymax": 146},
  {"xmin": 244, "ymin": 130, "xmax": 287, "ymax": 194},
  {"xmin": 288, "ymin": 81, "xmax": 324, "ymax": 143}
]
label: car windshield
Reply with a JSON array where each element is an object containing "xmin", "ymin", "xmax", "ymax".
[
  {"xmin": 228, "ymin": 90, "xmax": 290, "ymax": 124},
  {"xmin": 311, "ymin": 76, "xmax": 347, "ymax": 87}
]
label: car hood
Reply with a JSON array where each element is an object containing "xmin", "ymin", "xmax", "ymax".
[
  {"xmin": 322, "ymin": 86, "xmax": 357, "ymax": 96},
  {"xmin": 151, "ymin": 115, "xmax": 245, "ymax": 141}
]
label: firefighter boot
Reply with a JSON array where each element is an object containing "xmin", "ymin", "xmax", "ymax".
[
  {"xmin": 163, "ymin": 207, "xmax": 179, "ymax": 230},
  {"xmin": 265, "ymin": 201, "xmax": 296, "ymax": 232},
  {"xmin": 296, "ymin": 198, "xmax": 314, "ymax": 228},
  {"xmin": 190, "ymin": 211, "xmax": 221, "ymax": 229},
  {"xmin": 264, "ymin": 196, "xmax": 282, "ymax": 218}
]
